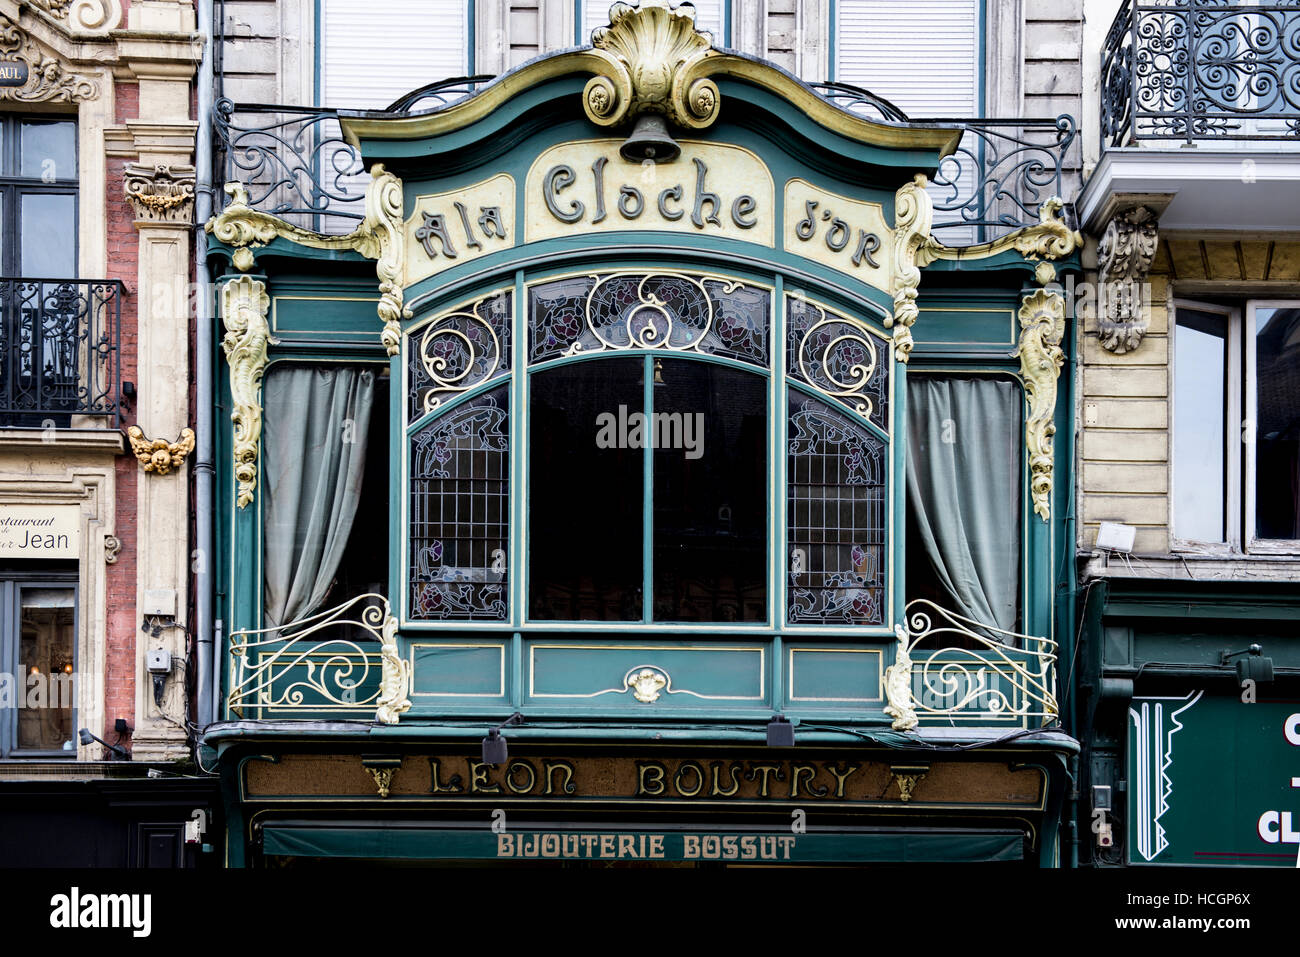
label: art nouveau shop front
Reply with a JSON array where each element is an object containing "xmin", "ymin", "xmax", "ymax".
[{"xmin": 202, "ymin": 4, "xmax": 1083, "ymax": 866}]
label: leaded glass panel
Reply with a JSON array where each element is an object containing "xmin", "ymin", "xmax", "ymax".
[
  {"xmin": 408, "ymin": 290, "xmax": 512, "ymax": 420},
  {"xmin": 786, "ymin": 294, "xmax": 888, "ymax": 432}
]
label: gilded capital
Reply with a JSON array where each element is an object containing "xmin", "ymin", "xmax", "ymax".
[
  {"xmin": 220, "ymin": 275, "xmax": 273, "ymax": 509},
  {"xmin": 125, "ymin": 164, "xmax": 197, "ymax": 226}
]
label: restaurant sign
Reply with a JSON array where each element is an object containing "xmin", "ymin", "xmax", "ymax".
[
  {"xmin": 1127, "ymin": 692, "xmax": 1300, "ymax": 866},
  {"xmin": 0, "ymin": 504, "xmax": 80, "ymax": 559}
]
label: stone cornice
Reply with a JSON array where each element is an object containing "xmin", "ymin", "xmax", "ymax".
[{"xmin": 0, "ymin": 428, "xmax": 125, "ymax": 454}]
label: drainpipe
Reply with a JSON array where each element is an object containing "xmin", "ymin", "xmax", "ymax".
[{"xmin": 194, "ymin": 0, "xmax": 216, "ymax": 729}]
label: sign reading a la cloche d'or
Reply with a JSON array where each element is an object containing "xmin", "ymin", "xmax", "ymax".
[
  {"xmin": 402, "ymin": 139, "xmax": 892, "ymax": 293},
  {"xmin": 0, "ymin": 504, "xmax": 80, "ymax": 559}
]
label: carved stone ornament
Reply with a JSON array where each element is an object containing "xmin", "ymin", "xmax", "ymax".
[
  {"xmin": 375, "ymin": 612, "xmax": 412, "ymax": 725},
  {"xmin": 583, "ymin": 0, "xmax": 721, "ymax": 131},
  {"xmin": 882, "ymin": 624, "xmax": 918, "ymax": 731},
  {"xmin": 888, "ymin": 174, "xmax": 937, "ymax": 363},
  {"xmin": 104, "ymin": 534, "xmax": 122, "ymax": 564},
  {"xmin": 126, "ymin": 425, "xmax": 195, "ymax": 475},
  {"xmin": 1016, "ymin": 286, "xmax": 1067, "ymax": 522},
  {"xmin": 0, "ymin": 15, "xmax": 98, "ymax": 102},
  {"xmin": 1096, "ymin": 206, "xmax": 1158, "ymax": 354},
  {"xmin": 124, "ymin": 164, "xmax": 197, "ymax": 225},
  {"xmin": 206, "ymin": 166, "xmax": 409, "ymax": 355},
  {"xmin": 31, "ymin": 0, "xmax": 120, "ymax": 31},
  {"xmin": 220, "ymin": 275, "xmax": 272, "ymax": 509}
]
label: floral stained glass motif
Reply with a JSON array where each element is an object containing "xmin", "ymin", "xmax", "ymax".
[
  {"xmin": 528, "ymin": 273, "xmax": 769, "ymax": 368},
  {"xmin": 408, "ymin": 290, "xmax": 512, "ymax": 420},
  {"xmin": 787, "ymin": 393, "xmax": 886, "ymax": 625},
  {"xmin": 408, "ymin": 386, "xmax": 509, "ymax": 621},
  {"xmin": 786, "ymin": 293, "xmax": 888, "ymax": 431}
]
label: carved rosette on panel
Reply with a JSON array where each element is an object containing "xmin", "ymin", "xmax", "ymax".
[
  {"xmin": 126, "ymin": 426, "xmax": 195, "ymax": 475},
  {"xmin": 0, "ymin": 15, "xmax": 98, "ymax": 102},
  {"xmin": 220, "ymin": 276, "xmax": 272, "ymax": 509},
  {"xmin": 124, "ymin": 164, "xmax": 197, "ymax": 225},
  {"xmin": 583, "ymin": 0, "xmax": 720, "ymax": 131},
  {"xmin": 1016, "ymin": 286, "xmax": 1067, "ymax": 521},
  {"xmin": 889, "ymin": 174, "xmax": 937, "ymax": 363},
  {"xmin": 1096, "ymin": 206, "xmax": 1158, "ymax": 354}
]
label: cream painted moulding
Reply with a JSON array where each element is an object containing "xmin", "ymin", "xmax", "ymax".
[
  {"xmin": 525, "ymin": 139, "xmax": 775, "ymax": 246},
  {"xmin": 406, "ymin": 174, "xmax": 515, "ymax": 287},
  {"xmin": 784, "ymin": 178, "xmax": 890, "ymax": 295}
]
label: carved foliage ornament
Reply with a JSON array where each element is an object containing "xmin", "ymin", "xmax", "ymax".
[
  {"xmin": 205, "ymin": 166, "xmax": 408, "ymax": 355},
  {"xmin": 1016, "ymin": 287, "xmax": 1066, "ymax": 521},
  {"xmin": 1096, "ymin": 206, "xmax": 1158, "ymax": 354},
  {"xmin": 127, "ymin": 426, "xmax": 195, "ymax": 475},
  {"xmin": 0, "ymin": 15, "xmax": 98, "ymax": 102},
  {"xmin": 375, "ymin": 611, "xmax": 412, "ymax": 725},
  {"xmin": 583, "ymin": 0, "xmax": 722, "ymax": 131},
  {"xmin": 220, "ymin": 276, "xmax": 272, "ymax": 509},
  {"xmin": 124, "ymin": 164, "xmax": 196, "ymax": 225},
  {"xmin": 888, "ymin": 174, "xmax": 937, "ymax": 363}
]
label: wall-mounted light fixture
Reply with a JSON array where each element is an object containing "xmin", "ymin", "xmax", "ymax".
[
  {"xmin": 766, "ymin": 714, "xmax": 795, "ymax": 748},
  {"xmin": 481, "ymin": 712, "xmax": 524, "ymax": 765},
  {"xmin": 1221, "ymin": 643, "xmax": 1274, "ymax": 685},
  {"xmin": 79, "ymin": 727, "xmax": 130, "ymax": 761}
]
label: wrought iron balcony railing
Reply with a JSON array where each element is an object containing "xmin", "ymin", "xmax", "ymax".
[
  {"xmin": 0, "ymin": 278, "xmax": 122, "ymax": 428},
  {"xmin": 213, "ymin": 81, "xmax": 1077, "ymax": 243},
  {"xmin": 1103, "ymin": 0, "xmax": 1300, "ymax": 146}
]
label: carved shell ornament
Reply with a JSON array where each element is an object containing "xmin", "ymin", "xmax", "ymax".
[{"xmin": 584, "ymin": 0, "xmax": 722, "ymax": 131}]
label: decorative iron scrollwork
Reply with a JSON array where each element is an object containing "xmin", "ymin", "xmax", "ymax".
[
  {"xmin": 786, "ymin": 294, "xmax": 887, "ymax": 429},
  {"xmin": 409, "ymin": 291, "xmax": 512, "ymax": 417}
]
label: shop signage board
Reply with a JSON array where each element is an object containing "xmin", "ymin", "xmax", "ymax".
[{"xmin": 0, "ymin": 504, "xmax": 80, "ymax": 559}]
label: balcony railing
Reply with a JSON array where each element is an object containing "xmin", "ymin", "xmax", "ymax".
[
  {"xmin": 213, "ymin": 81, "xmax": 1077, "ymax": 243},
  {"xmin": 1103, "ymin": 0, "xmax": 1300, "ymax": 146},
  {"xmin": 0, "ymin": 278, "xmax": 122, "ymax": 428}
]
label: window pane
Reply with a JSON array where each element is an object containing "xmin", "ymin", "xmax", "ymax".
[
  {"xmin": 21, "ymin": 193, "xmax": 76, "ymax": 277},
  {"xmin": 20, "ymin": 120, "xmax": 76, "ymax": 179},
  {"xmin": 530, "ymin": 358, "xmax": 643, "ymax": 621},
  {"xmin": 1254, "ymin": 306, "xmax": 1300, "ymax": 540},
  {"xmin": 1173, "ymin": 308, "xmax": 1228, "ymax": 543},
  {"xmin": 787, "ymin": 393, "xmax": 887, "ymax": 625},
  {"xmin": 653, "ymin": 360, "xmax": 767, "ymax": 622},
  {"xmin": 17, "ymin": 587, "xmax": 76, "ymax": 752},
  {"xmin": 409, "ymin": 387, "xmax": 510, "ymax": 621}
]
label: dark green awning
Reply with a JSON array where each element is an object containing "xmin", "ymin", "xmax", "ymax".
[{"xmin": 262, "ymin": 823, "xmax": 1024, "ymax": 863}]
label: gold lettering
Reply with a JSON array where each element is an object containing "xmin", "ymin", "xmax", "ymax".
[
  {"xmin": 505, "ymin": 760, "xmax": 536, "ymax": 794},
  {"xmin": 709, "ymin": 761, "xmax": 742, "ymax": 797},
  {"xmin": 543, "ymin": 760, "xmax": 576, "ymax": 795},
  {"xmin": 828, "ymin": 762, "xmax": 860, "ymax": 799},
  {"xmin": 469, "ymin": 761, "xmax": 501, "ymax": 794},
  {"xmin": 636, "ymin": 761, "xmax": 666, "ymax": 796},
  {"xmin": 790, "ymin": 764, "xmax": 828, "ymax": 798},
  {"xmin": 673, "ymin": 761, "xmax": 704, "ymax": 797},
  {"xmin": 428, "ymin": 758, "xmax": 463, "ymax": 793},
  {"xmin": 746, "ymin": 762, "xmax": 782, "ymax": 798}
]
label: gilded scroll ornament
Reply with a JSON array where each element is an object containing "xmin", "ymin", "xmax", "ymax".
[
  {"xmin": 1096, "ymin": 206, "xmax": 1158, "ymax": 354},
  {"xmin": 220, "ymin": 275, "xmax": 272, "ymax": 509},
  {"xmin": 375, "ymin": 611, "xmax": 412, "ymax": 725},
  {"xmin": 889, "ymin": 765, "xmax": 929, "ymax": 803},
  {"xmin": 124, "ymin": 164, "xmax": 196, "ymax": 225},
  {"xmin": 126, "ymin": 426, "xmax": 195, "ymax": 475},
  {"xmin": 889, "ymin": 174, "xmax": 937, "ymax": 363},
  {"xmin": 0, "ymin": 16, "xmax": 98, "ymax": 102},
  {"xmin": 583, "ymin": 0, "xmax": 721, "ymax": 131},
  {"xmin": 367, "ymin": 766, "xmax": 397, "ymax": 798},
  {"xmin": 922, "ymin": 197, "xmax": 1083, "ymax": 267},
  {"xmin": 1016, "ymin": 286, "xmax": 1066, "ymax": 521},
  {"xmin": 206, "ymin": 166, "xmax": 407, "ymax": 354}
]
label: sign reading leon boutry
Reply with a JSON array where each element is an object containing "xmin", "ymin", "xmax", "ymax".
[{"xmin": 0, "ymin": 504, "xmax": 80, "ymax": 559}]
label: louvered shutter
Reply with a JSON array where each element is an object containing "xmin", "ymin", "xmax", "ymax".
[
  {"xmin": 835, "ymin": 1, "xmax": 981, "ymax": 243},
  {"xmin": 581, "ymin": 0, "xmax": 725, "ymax": 45},
  {"xmin": 321, "ymin": 0, "xmax": 469, "ymax": 110}
]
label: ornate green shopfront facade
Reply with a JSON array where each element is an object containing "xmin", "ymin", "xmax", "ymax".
[{"xmin": 202, "ymin": 1, "xmax": 1082, "ymax": 866}]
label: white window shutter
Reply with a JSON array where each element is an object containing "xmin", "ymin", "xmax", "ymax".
[
  {"xmin": 582, "ymin": 0, "xmax": 725, "ymax": 46},
  {"xmin": 835, "ymin": 1, "xmax": 982, "ymax": 244},
  {"xmin": 321, "ymin": 0, "xmax": 469, "ymax": 110}
]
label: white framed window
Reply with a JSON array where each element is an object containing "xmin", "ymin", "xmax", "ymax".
[
  {"xmin": 1171, "ymin": 298, "xmax": 1300, "ymax": 553},
  {"xmin": 320, "ymin": 0, "xmax": 471, "ymax": 109},
  {"xmin": 579, "ymin": 0, "xmax": 726, "ymax": 46}
]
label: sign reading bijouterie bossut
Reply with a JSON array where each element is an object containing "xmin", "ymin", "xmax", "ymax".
[{"xmin": 0, "ymin": 504, "xmax": 80, "ymax": 558}]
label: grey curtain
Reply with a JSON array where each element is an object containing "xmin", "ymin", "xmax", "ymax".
[
  {"xmin": 263, "ymin": 366, "xmax": 375, "ymax": 629},
  {"xmin": 906, "ymin": 376, "xmax": 1021, "ymax": 633}
]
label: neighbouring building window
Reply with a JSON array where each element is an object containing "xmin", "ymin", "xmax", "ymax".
[
  {"xmin": 579, "ymin": 0, "xmax": 726, "ymax": 45},
  {"xmin": 1172, "ymin": 299, "xmax": 1300, "ymax": 551},
  {"xmin": 0, "ymin": 115, "xmax": 78, "ymax": 278},
  {"xmin": 320, "ymin": 0, "xmax": 470, "ymax": 109},
  {"xmin": 0, "ymin": 573, "xmax": 77, "ymax": 758}
]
